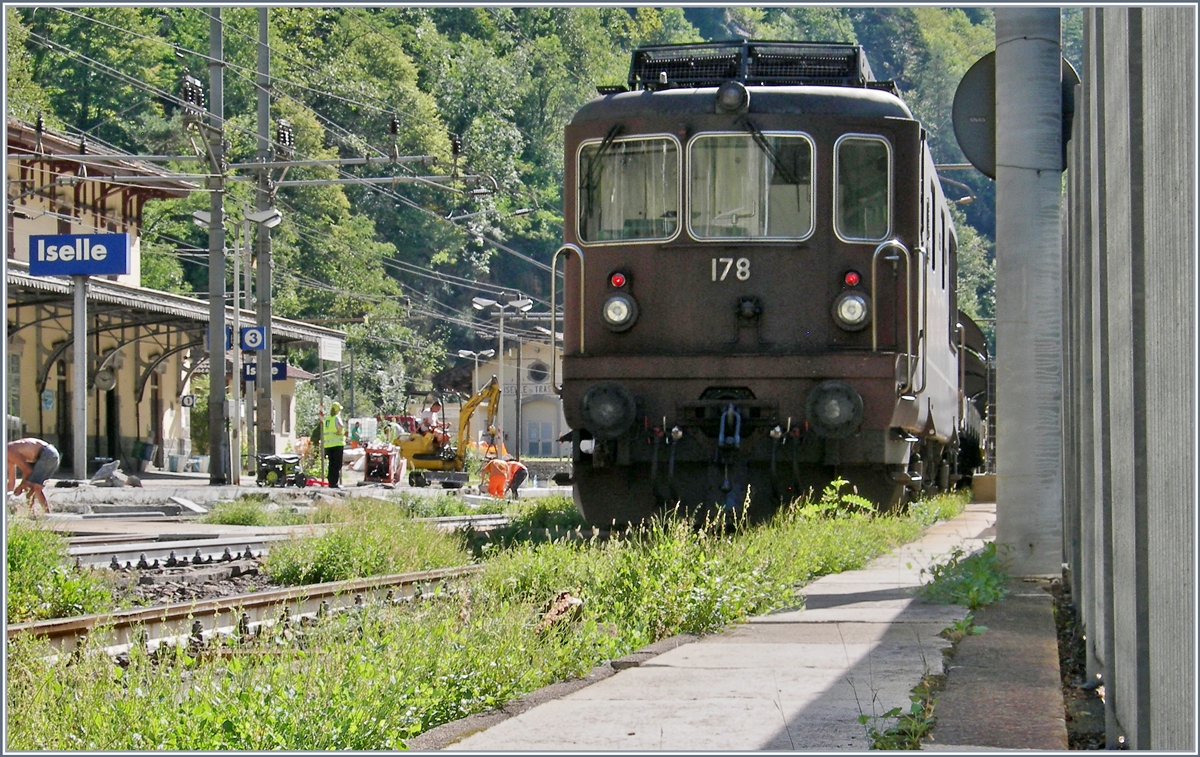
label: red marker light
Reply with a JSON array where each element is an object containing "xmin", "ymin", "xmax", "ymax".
[
  {"xmin": 844, "ymin": 271, "xmax": 861, "ymax": 287},
  {"xmin": 610, "ymin": 272, "xmax": 627, "ymax": 288}
]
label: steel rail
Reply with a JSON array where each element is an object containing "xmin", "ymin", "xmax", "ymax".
[
  {"xmin": 8, "ymin": 565, "xmax": 483, "ymax": 654},
  {"xmin": 69, "ymin": 535, "xmax": 290, "ymax": 566},
  {"xmin": 67, "ymin": 515, "xmax": 511, "ymax": 569}
]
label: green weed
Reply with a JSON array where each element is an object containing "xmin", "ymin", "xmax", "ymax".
[
  {"xmin": 396, "ymin": 492, "xmax": 505, "ymax": 518},
  {"xmin": 940, "ymin": 612, "xmax": 987, "ymax": 643},
  {"xmin": 920, "ymin": 542, "xmax": 1010, "ymax": 610},
  {"xmin": 200, "ymin": 495, "xmax": 307, "ymax": 527},
  {"xmin": 264, "ymin": 518, "xmax": 469, "ymax": 585},
  {"xmin": 858, "ymin": 674, "xmax": 941, "ymax": 749},
  {"xmin": 795, "ymin": 477, "xmax": 878, "ymax": 519},
  {"xmin": 6, "ymin": 520, "xmax": 113, "ymax": 623},
  {"xmin": 906, "ymin": 488, "xmax": 970, "ymax": 527}
]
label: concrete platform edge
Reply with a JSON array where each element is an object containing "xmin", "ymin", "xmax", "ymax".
[{"xmin": 405, "ymin": 633, "xmax": 702, "ymax": 750}]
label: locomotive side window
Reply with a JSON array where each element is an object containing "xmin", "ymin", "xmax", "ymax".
[
  {"xmin": 834, "ymin": 135, "xmax": 891, "ymax": 242},
  {"xmin": 687, "ymin": 133, "xmax": 814, "ymax": 240},
  {"xmin": 578, "ymin": 136, "xmax": 680, "ymax": 243}
]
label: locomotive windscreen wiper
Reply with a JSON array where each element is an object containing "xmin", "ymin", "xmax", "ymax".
[
  {"xmin": 582, "ymin": 123, "xmax": 627, "ymax": 208},
  {"xmin": 736, "ymin": 116, "xmax": 801, "ymax": 187}
]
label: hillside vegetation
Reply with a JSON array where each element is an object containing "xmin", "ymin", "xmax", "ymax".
[{"xmin": 8, "ymin": 8, "xmax": 1080, "ymax": 399}]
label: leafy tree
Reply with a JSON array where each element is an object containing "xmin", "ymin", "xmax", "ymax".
[
  {"xmin": 19, "ymin": 7, "xmax": 176, "ymax": 152},
  {"xmin": 6, "ymin": 9, "xmax": 55, "ymax": 123},
  {"xmin": 953, "ymin": 206, "xmax": 995, "ymax": 351},
  {"xmin": 761, "ymin": 8, "xmax": 857, "ymax": 43}
]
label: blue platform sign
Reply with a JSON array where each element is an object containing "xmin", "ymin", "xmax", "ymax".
[
  {"xmin": 204, "ymin": 326, "xmax": 233, "ymax": 352},
  {"xmin": 240, "ymin": 326, "xmax": 267, "ymax": 351},
  {"xmin": 29, "ymin": 234, "xmax": 130, "ymax": 277},
  {"xmin": 243, "ymin": 361, "xmax": 289, "ymax": 382}
]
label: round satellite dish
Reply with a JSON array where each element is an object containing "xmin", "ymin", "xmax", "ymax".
[{"xmin": 95, "ymin": 369, "xmax": 116, "ymax": 392}]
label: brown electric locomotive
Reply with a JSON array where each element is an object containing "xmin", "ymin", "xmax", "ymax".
[{"xmin": 551, "ymin": 41, "xmax": 988, "ymax": 525}]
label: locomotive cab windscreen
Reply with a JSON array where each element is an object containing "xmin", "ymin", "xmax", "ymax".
[{"xmin": 579, "ymin": 136, "xmax": 679, "ymax": 242}]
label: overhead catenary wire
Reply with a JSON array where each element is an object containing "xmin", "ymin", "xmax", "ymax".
[
  {"xmin": 22, "ymin": 13, "xmax": 559, "ymax": 301},
  {"xmin": 51, "ymin": 8, "xmax": 397, "ymax": 163},
  {"xmin": 25, "ymin": 24, "xmax": 557, "ymax": 275}
]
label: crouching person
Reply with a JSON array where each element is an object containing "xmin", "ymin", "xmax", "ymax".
[
  {"xmin": 506, "ymin": 459, "xmax": 529, "ymax": 500},
  {"xmin": 7, "ymin": 437, "xmax": 60, "ymax": 516}
]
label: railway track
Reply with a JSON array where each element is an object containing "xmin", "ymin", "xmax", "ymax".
[
  {"xmin": 68, "ymin": 514, "xmax": 512, "ymax": 570},
  {"xmin": 70, "ymin": 535, "xmax": 288, "ymax": 570},
  {"xmin": 8, "ymin": 565, "xmax": 483, "ymax": 655}
]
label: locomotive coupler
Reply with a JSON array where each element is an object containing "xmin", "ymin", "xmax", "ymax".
[{"xmin": 717, "ymin": 404, "xmax": 742, "ymax": 450}]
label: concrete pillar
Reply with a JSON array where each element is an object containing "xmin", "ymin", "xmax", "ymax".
[{"xmin": 994, "ymin": 9, "xmax": 1064, "ymax": 576}]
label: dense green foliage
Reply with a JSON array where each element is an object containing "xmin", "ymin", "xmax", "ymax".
[
  {"xmin": 8, "ymin": 489, "xmax": 966, "ymax": 750},
  {"xmin": 6, "ymin": 520, "xmax": 113, "ymax": 623},
  {"xmin": 0, "ymin": 7, "xmax": 1041, "ymax": 391}
]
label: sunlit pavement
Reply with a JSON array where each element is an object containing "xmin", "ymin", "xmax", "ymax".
[{"xmin": 436, "ymin": 504, "xmax": 1000, "ymax": 751}]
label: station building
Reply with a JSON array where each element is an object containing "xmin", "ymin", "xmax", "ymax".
[{"xmin": 5, "ymin": 116, "xmax": 345, "ymax": 475}]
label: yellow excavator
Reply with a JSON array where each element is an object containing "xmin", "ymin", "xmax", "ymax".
[{"xmin": 399, "ymin": 375, "xmax": 501, "ymax": 488}]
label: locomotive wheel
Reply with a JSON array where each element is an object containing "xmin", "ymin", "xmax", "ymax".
[{"xmin": 573, "ymin": 464, "xmax": 659, "ymax": 527}]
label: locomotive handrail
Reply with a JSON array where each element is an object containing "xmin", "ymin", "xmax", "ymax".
[
  {"xmin": 956, "ymin": 322, "xmax": 967, "ymax": 421},
  {"xmin": 910, "ymin": 246, "xmax": 929, "ymax": 396},
  {"xmin": 551, "ymin": 243, "xmax": 585, "ymax": 395},
  {"xmin": 871, "ymin": 239, "xmax": 913, "ymax": 390}
]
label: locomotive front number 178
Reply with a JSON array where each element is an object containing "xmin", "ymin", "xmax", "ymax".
[{"xmin": 711, "ymin": 257, "xmax": 750, "ymax": 282}]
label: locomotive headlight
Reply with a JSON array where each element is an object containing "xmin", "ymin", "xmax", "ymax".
[
  {"xmin": 715, "ymin": 81, "xmax": 750, "ymax": 113},
  {"xmin": 832, "ymin": 291, "xmax": 871, "ymax": 332},
  {"xmin": 601, "ymin": 293, "xmax": 639, "ymax": 332}
]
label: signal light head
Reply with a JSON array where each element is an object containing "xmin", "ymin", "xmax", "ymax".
[
  {"xmin": 609, "ymin": 271, "xmax": 627, "ymax": 288},
  {"xmin": 844, "ymin": 270, "xmax": 861, "ymax": 287}
]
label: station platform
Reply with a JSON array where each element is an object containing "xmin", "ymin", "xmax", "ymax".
[{"xmin": 411, "ymin": 502, "xmax": 1069, "ymax": 751}]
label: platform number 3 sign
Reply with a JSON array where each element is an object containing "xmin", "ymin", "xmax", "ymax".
[{"xmin": 241, "ymin": 326, "xmax": 267, "ymax": 351}]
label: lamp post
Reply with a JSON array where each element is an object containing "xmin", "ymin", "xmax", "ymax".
[
  {"xmin": 457, "ymin": 349, "xmax": 496, "ymax": 394},
  {"xmin": 472, "ymin": 295, "xmax": 531, "ymax": 455},
  {"xmin": 193, "ymin": 207, "xmax": 281, "ymax": 484}
]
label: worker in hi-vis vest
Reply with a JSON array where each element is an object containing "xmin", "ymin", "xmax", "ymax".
[{"xmin": 323, "ymin": 402, "xmax": 347, "ymax": 489}]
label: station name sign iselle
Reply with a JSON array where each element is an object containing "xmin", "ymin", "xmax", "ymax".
[{"xmin": 30, "ymin": 234, "xmax": 130, "ymax": 277}]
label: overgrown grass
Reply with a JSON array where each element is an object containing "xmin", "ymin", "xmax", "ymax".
[
  {"xmin": 199, "ymin": 495, "xmax": 309, "ymax": 526},
  {"xmin": 7, "ymin": 488, "xmax": 971, "ymax": 750},
  {"xmin": 6, "ymin": 520, "xmax": 113, "ymax": 623},
  {"xmin": 263, "ymin": 499, "xmax": 472, "ymax": 584},
  {"xmin": 393, "ymin": 491, "xmax": 506, "ymax": 518}
]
